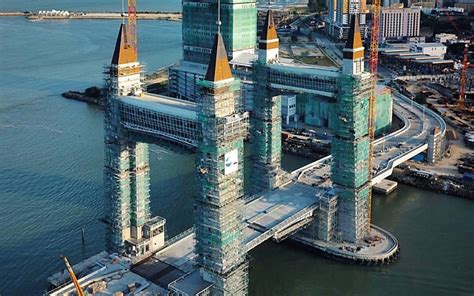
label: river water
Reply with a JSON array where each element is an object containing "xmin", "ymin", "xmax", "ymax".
[{"xmin": 0, "ymin": 3, "xmax": 473, "ymax": 295}]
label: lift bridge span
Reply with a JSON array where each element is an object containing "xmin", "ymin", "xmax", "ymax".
[{"xmin": 113, "ymin": 87, "xmax": 445, "ymax": 270}]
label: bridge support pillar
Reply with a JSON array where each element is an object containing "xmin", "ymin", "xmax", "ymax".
[
  {"xmin": 250, "ymin": 63, "xmax": 283, "ymax": 194},
  {"xmin": 195, "ymin": 34, "xmax": 248, "ymax": 295},
  {"xmin": 104, "ymin": 97, "xmax": 151, "ymax": 253}
]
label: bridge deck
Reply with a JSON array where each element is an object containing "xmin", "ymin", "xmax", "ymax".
[{"xmin": 154, "ymin": 182, "xmax": 319, "ymax": 272}]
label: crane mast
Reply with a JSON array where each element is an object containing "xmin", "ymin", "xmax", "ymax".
[
  {"xmin": 459, "ymin": 44, "xmax": 468, "ymax": 111},
  {"xmin": 61, "ymin": 255, "xmax": 85, "ymax": 296},
  {"xmin": 128, "ymin": 0, "xmax": 138, "ymax": 55},
  {"xmin": 367, "ymin": 0, "xmax": 381, "ymax": 231}
]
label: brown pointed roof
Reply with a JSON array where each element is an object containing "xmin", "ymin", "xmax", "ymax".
[
  {"xmin": 204, "ymin": 33, "xmax": 232, "ymax": 82},
  {"xmin": 260, "ymin": 10, "xmax": 278, "ymax": 41},
  {"xmin": 345, "ymin": 14, "xmax": 363, "ymax": 50},
  {"xmin": 111, "ymin": 24, "xmax": 137, "ymax": 65}
]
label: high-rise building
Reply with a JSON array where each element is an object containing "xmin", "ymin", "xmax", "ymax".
[
  {"xmin": 326, "ymin": 0, "xmax": 367, "ymax": 39},
  {"xmin": 332, "ymin": 15, "xmax": 372, "ymax": 242},
  {"xmin": 195, "ymin": 33, "xmax": 249, "ymax": 295},
  {"xmin": 169, "ymin": 0, "xmax": 257, "ymax": 101},
  {"xmin": 380, "ymin": 5, "xmax": 421, "ymax": 42}
]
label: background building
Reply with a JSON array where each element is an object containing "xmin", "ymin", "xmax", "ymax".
[
  {"xmin": 169, "ymin": 0, "xmax": 257, "ymax": 101},
  {"xmin": 454, "ymin": 0, "xmax": 474, "ymax": 12},
  {"xmin": 409, "ymin": 0, "xmax": 436, "ymax": 8},
  {"xmin": 326, "ymin": 0, "xmax": 367, "ymax": 39},
  {"xmin": 380, "ymin": 5, "xmax": 421, "ymax": 42}
]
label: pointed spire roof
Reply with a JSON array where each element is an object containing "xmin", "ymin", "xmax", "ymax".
[
  {"xmin": 345, "ymin": 14, "xmax": 363, "ymax": 50},
  {"xmin": 111, "ymin": 24, "xmax": 137, "ymax": 65},
  {"xmin": 260, "ymin": 10, "xmax": 278, "ymax": 41},
  {"xmin": 205, "ymin": 33, "xmax": 232, "ymax": 82}
]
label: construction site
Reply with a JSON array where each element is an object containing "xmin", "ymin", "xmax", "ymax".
[{"xmin": 43, "ymin": 0, "xmax": 460, "ymax": 295}]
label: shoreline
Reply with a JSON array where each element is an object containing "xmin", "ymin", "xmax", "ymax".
[{"xmin": 0, "ymin": 11, "xmax": 182, "ymax": 21}]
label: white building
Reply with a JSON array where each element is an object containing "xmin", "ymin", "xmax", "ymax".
[
  {"xmin": 380, "ymin": 5, "xmax": 421, "ymax": 42},
  {"xmin": 410, "ymin": 43, "xmax": 447, "ymax": 57},
  {"xmin": 435, "ymin": 33, "xmax": 458, "ymax": 44},
  {"xmin": 281, "ymin": 95, "xmax": 297, "ymax": 125}
]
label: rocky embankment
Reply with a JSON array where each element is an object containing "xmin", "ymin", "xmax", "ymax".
[{"xmin": 62, "ymin": 86, "xmax": 105, "ymax": 108}]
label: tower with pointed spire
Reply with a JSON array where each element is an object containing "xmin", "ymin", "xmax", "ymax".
[
  {"xmin": 103, "ymin": 24, "xmax": 159, "ymax": 255},
  {"xmin": 195, "ymin": 33, "xmax": 249, "ymax": 295},
  {"xmin": 106, "ymin": 24, "xmax": 142, "ymax": 97},
  {"xmin": 250, "ymin": 9, "xmax": 283, "ymax": 193},
  {"xmin": 258, "ymin": 10, "xmax": 279, "ymax": 64},
  {"xmin": 331, "ymin": 15, "xmax": 372, "ymax": 242},
  {"xmin": 342, "ymin": 14, "xmax": 364, "ymax": 76}
]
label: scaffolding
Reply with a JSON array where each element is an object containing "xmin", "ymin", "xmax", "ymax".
[
  {"xmin": 118, "ymin": 99, "xmax": 200, "ymax": 147},
  {"xmin": 250, "ymin": 63, "xmax": 283, "ymax": 194},
  {"xmin": 317, "ymin": 190, "xmax": 338, "ymax": 242},
  {"xmin": 104, "ymin": 95, "xmax": 151, "ymax": 252},
  {"xmin": 195, "ymin": 74, "xmax": 248, "ymax": 295},
  {"xmin": 331, "ymin": 73, "xmax": 372, "ymax": 243}
]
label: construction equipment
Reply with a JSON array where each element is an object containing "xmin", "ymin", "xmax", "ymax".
[
  {"xmin": 128, "ymin": 0, "xmax": 138, "ymax": 55},
  {"xmin": 367, "ymin": 0, "xmax": 381, "ymax": 231},
  {"xmin": 459, "ymin": 43, "xmax": 469, "ymax": 110},
  {"xmin": 61, "ymin": 255, "xmax": 85, "ymax": 296}
]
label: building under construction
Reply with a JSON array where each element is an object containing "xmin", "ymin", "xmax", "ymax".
[
  {"xmin": 250, "ymin": 10, "xmax": 284, "ymax": 193},
  {"xmin": 103, "ymin": 24, "xmax": 166, "ymax": 256},
  {"xmin": 195, "ymin": 33, "xmax": 249, "ymax": 295},
  {"xmin": 321, "ymin": 16, "xmax": 372, "ymax": 242}
]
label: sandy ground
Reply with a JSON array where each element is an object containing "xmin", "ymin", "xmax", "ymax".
[{"xmin": 409, "ymin": 126, "xmax": 472, "ymax": 177}]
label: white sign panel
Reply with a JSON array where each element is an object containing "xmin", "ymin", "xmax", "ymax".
[{"xmin": 224, "ymin": 149, "xmax": 239, "ymax": 175}]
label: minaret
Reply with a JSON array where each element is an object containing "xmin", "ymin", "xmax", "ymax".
[
  {"xmin": 107, "ymin": 24, "xmax": 142, "ymax": 97},
  {"xmin": 332, "ymin": 15, "xmax": 371, "ymax": 243},
  {"xmin": 258, "ymin": 10, "xmax": 279, "ymax": 64},
  {"xmin": 342, "ymin": 14, "xmax": 364, "ymax": 76},
  {"xmin": 195, "ymin": 33, "xmax": 248, "ymax": 295}
]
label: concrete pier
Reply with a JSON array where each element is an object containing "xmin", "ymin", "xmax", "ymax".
[
  {"xmin": 373, "ymin": 179, "xmax": 398, "ymax": 195},
  {"xmin": 291, "ymin": 225, "xmax": 400, "ymax": 265}
]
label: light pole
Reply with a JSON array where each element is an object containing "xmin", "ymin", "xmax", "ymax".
[{"xmin": 382, "ymin": 133, "xmax": 385, "ymax": 152}]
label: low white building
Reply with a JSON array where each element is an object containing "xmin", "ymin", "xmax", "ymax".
[
  {"xmin": 281, "ymin": 94, "xmax": 297, "ymax": 125},
  {"xmin": 410, "ymin": 43, "xmax": 447, "ymax": 57},
  {"xmin": 435, "ymin": 33, "xmax": 458, "ymax": 44}
]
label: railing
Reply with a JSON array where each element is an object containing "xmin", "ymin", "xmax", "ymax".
[
  {"xmin": 245, "ymin": 204, "xmax": 318, "ymax": 252},
  {"xmin": 290, "ymin": 95, "xmax": 412, "ymax": 177},
  {"xmin": 165, "ymin": 227, "xmax": 195, "ymax": 248}
]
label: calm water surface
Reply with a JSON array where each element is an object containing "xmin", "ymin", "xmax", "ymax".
[{"xmin": 0, "ymin": 12, "xmax": 473, "ymax": 296}]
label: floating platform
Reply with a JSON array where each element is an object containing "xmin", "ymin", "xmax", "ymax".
[
  {"xmin": 291, "ymin": 224, "xmax": 400, "ymax": 266},
  {"xmin": 373, "ymin": 179, "xmax": 398, "ymax": 195}
]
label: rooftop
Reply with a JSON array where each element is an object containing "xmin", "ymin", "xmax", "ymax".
[
  {"xmin": 413, "ymin": 42, "xmax": 446, "ymax": 48},
  {"xmin": 169, "ymin": 270, "xmax": 213, "ymax": 295},
  {"xmin": 119, "ymin": 93, "xmax": 198, "ymax": 121}
]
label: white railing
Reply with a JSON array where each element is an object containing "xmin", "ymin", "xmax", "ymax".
[{"xmin": 245, "ymin": 204, "xmax": 318, "ymax": 252}]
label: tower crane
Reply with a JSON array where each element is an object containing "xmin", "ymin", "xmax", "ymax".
[
  {"xmin": 459, "ymin": 43, "xmax": 468, "ymax": 111},
  {"xmin": 61, "ymin": 255, "xmax": 85, "ymax": 296},
  {"xmin": 367, "ymin": 0, "xmax": 381, "ymax": 231},
  {"xmin": 127, "ymin": 0, "xmax": 138, "ymax": 55}
]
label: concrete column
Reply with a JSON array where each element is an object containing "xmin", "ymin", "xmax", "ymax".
[
  {"xmin": 104, "ymin": 97, "xmax": 151, "ymax": 252},
  {"xmin": 250, "ymin": 64, "xmax": 283, "ymax": 194}
]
